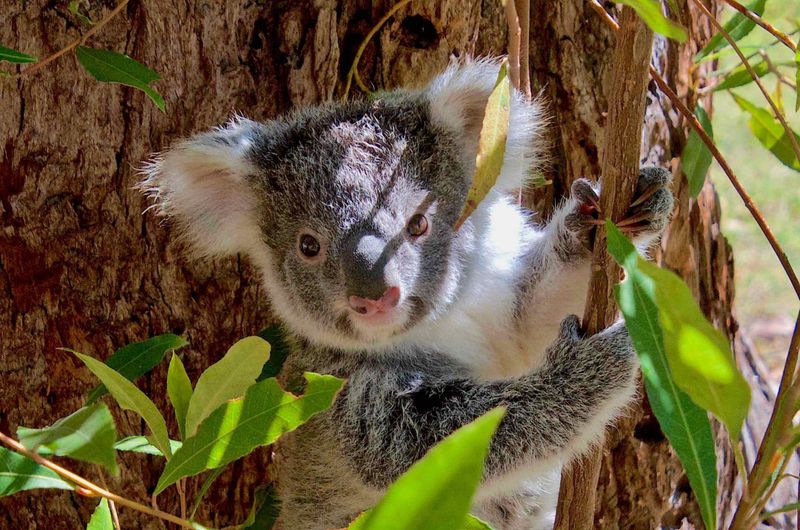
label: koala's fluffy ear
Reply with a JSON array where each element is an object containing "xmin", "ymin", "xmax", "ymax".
[
  {"xmin": 425, "ymin": 57, "xmax": 548, "ymax": 192},
  {"xmin": 139, "ymin": 117, "xmax": 264, "ymax": 258}
]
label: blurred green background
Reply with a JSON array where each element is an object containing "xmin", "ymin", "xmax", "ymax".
[{"xmin": 709, "ymin": 0, "xmax": 799, "ymax": 373}]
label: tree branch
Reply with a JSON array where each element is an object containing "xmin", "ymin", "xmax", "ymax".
[
  {"xmin": 0, "ymin": 431, "xmax": 194, "ymax": 529},
  {"xmin": 719, "ymin": 0, "xmax": 797, "ymax": 52},
  {"xmin": 553, "ymin": 8, "xmax": 653, "ymax": 528}
]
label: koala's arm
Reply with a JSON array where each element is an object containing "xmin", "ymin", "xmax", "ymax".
[{"xmin": 331, "ymin": 316, "xmax": 636, "ymax": 488}]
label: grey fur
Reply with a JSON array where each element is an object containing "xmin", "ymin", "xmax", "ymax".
[{"xmin": 140, "ymin": 58, "xmax": 674, "ymax": 530}]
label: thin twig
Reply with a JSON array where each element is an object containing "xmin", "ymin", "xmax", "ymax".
[
  {"xmin": 759, "ymin": 51, "xmax": 797, "ymax": 89},
  {"xmin": 93, "ymin": 464, "xmax": 121, "ymax": 530},
  {"xmin": 504, "ymin": 0, "xmax": 522, "ymax": 90},
  {"xmin": 648, "ymin": 66, "xmax": 800, "ymax": 299},
  {"xmin": 730, "ymin": 311, "xmax": 800, "ymax": 529},
  {"xmin": 0, "ymin": 431, "xmax": 194, "ymax": 528},
  {"xmin": 11, "ymin": 0, "xmax": 130, "ymax": 79},
  {"xmin": 514, "ymin": 0, "xmax": 531, "ymax": 97},
  {"xmin": 691, "ymin": 0, "xmax": 800, "ymax": 168},
  {"xmin": 177, "ymin": 478, "xmax": 187, "ymax": 521},
  {"xmin": 589, "ymin": 0, "xmax": 620, "ymax": 31},
  {"xmin": 720, "ymin": 0, "xmax": 797, "ymax": 52},
  {"xmin": 342, "ymin": 0, "xmax": 412, "ymax": 100}
]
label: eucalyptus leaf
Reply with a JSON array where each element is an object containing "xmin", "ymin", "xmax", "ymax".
[
  {"xmin": 87, "ymin": 333, "xmax": 188, "ymax": 403},
  {"xmin": 607, "ymin": 222, "xmax": 717, "ymax": 530},
  {"xmin": 75, "ymin": 46, "xmax": 165, "ymax": 111},
  {"xmin": 167, "ymin": 352, "xmax": 193, "ymax": 439},
  {"xmin": 114, "ymin": 436, "xmax": 182, "ymax": 456},
  {"xmin": 68, "ymin": 0, "xmax": 93, "ymax": 25},
  {"xmin": 155, "ymin": 372, "xmax": 343, "ymax": 494},
  {"xmin": 455, "ymin": 62, "xmax": 510, "ymax": 228},
  {"xmin": 618, "ymin": 0, "xmax": 687, "ymax": 41},
  {"xmin": 184, "ymin": 336, "xmax": 271, "ymax": 437},
  {"xmin": 241, "ymin": 484, "xmax": 281, "ymax": 530},
  {"xmin": 87, "ymin": 498, "xmax": 113, "ymax": 530},
  {"xmin": 350, "ymin": 408, "xmax": 505, "ymax": 530},
  {"xmin": 0, "ymin": 45, "xmax": 36, "ymax": 64},
  {"xmin": 713, "ymin": 61, "xmax": 770, "ymax": 91},
  {"xmin": 17, "ymin": 403, "xmax": 118, "ymax": 475},
  {"xmin": 732, "ymin": 93, "xmax": 800, "ymax": 172},
  {"xmin": 681, "ymin": 104, "xmax": 714, "ymax": 197},
  {"xmin": 0, "ymin": 446, "xmax": 73, "ymax": 496},
  {"xmin": 462, "ymin": 515, "xmax": 494, "ymax": 530},
  {"xmin": 71, "ymin": 350, "xmax": 172, "ymax": 459},
  {"xmin": 794, "ymin": 47, "xmax": 799, "ymax": 111},
  {"xmin": 696, "ymin": 0, "xmax": 766, "ymax": 60}
]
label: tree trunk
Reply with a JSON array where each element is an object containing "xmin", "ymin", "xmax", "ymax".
[{"xmin": 0, "ymin": 0, "xmax": 780, "ymax": 528}]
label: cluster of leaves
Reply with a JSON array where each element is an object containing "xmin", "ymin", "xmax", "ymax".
[
  {"xmin": 1, "ymin": 2, "xmax": 164, "ymax": 111},
  {"xmin": 0, "ymin": 326, "xmax": 512, "ymax": 530}
]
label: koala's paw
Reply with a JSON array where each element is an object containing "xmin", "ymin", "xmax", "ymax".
[
  {"xmin": 550, "ymin": 316, "xmax": 638, "ymax": 389},
  {"xmin": 617, "ymin": 167, "xmax": 674, "ymax": 242},
  {"xmin": 564, "ymin": 178, "xmax": 602, "ymax": 250}
]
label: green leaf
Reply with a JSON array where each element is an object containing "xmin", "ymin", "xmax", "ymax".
[
  {"xmin": 75, "ymin": 46, "xmax": 165, "ymax": 112},
  {"xmin": 68, "ymin": 1, "xmax": 93, "ymax": 25},
  {"xmin": 184, "ymin": 336, "xmax": 271, "ymax": 437},
  {"xmin": 257, "ymin": 325, "xmax": 291, "ymax": 381},
  {"xmin": 732, "ymin": 93, "xmax": 800, "ymax": 172},
  {"xmin": 455, "ymin": 62, "xmax": 510, "ymax": 229},
  {"xmin": 71, "ymin": 351, "xmax": 173, "ymax": 459},
  {"xmin": 618, "ymin": 0, "xmax": 687, "ymax": 41},
  {"xmin": 0, "ymin": 45, "xmax": 36, "ymax": 64},
  {"xmin": 607, "ymin": 223, "xmax": 717, "ymax": 530},
  {"xmin": 0, "ymin": 446, "xmax": 74, "ymax": 496},
  {"xmin": 351, "ymin": 408, "xmax": 505, "ymax": 530},
  {"xmin": 681, "ymin": 104, "xmax": 714, "ymax": 197},
  {"xmin": 17, "ymin": 403, "xmax": 118, "ymax": 475},
  {"xmin": 241, "ymin": 484, "xmax": 281, "ymax": 530},
  {"xmin": 167, "ymin": 352, "xmax": 193, "ymax": 439},
  {"xmin": 155, "ymin": 372, "xmax": 344, "ymax": 494},
  {"xmin": 713, "ymin": 61, "xmax": 770, "ymax": 91},
  {"xmin": 87, "ymin": 498, "xmax": 113, "ymax": 530},
  {"xmin": 189, "ymin": 467, "xmax": 225, "ymax": 518},
  {"xmin": 696, "ymin": 0, "xmax": 766, "ymax": 60},
  {"xmin": 114, "ymin": 436, "xmax": 182, "ymax": 456},
  {"xmin": 88, "ymin": 333, "xmax": 188, "ymax": 403}
]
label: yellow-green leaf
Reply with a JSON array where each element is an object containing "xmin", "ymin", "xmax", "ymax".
[
  {"xmin": 454, "ymin": 62, "xmax": 510, "ymax": 229},
  {"xmin": 71, "ymin": 350, "xmax": 173, "ymax": 459},
  {"xmin": 75, "ymin": 46, "xmax": 165, "ymax": 112},
  {"xmin": 696, "ymin": 0, "xmax": 766, "ymax": 60},
  {"xmin": 350, "ymin": 408, "xmax": 505, "ymax": 530},
  {"xmin": 155, "ymin": 372, "xmax": 343, "ymax": 494},
  {"xmin": 607, "ymin": 222, "xmax": 717, "ymax": 530},
  {"xmin": 618, "ymin": 0, "xmax": 687, "ymax": 42},
  {"xmin": 17, "ymin": 403, "xmax": 118, "ymax": 475},
  {"xmin": 167, "ymin": 352, "xmax": 193, "ymax": 439},
  {"xmin": 87, "ymin": 499, "xmax": 113, "ymax": 530},
  {"xmin": 732, "ymin": 93, "xmax": 800, "ymax": 172},
  {"xmin": 712, "ymin": 61, "xmax": 770, "ymax": 91},
  {"xmin": 184, "ymin": 336, "xmax": 271, "ymax": 437}
]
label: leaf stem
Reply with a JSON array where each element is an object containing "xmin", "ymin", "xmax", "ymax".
[
  {"xmin": 342, "ymin": 0, "xmax": 412, "ymax": 100},
  {"xmin": 690, "ymin": 0, "xmax": 800, "ymax": 169},
  {"xmin": 719, "ymin": 0, "xmax": 797, "ymax": 52},
  {"xmin": 504, "ymin": 0, "xmax": 521, "ymax": 91},
  {"xmin": 648, "ymin": 66, "xmax": 800, "ymax": 299},
  {"xmin": 514, "ymin": 0, "xmax": 531, "ymax": 98},
  {"xmin": 0, "ymin": 431, "xmax": 194, "ymax": 528},
  {"xmin": 11, "ymin": 0, "xmax": 130, "ymax": 79}
]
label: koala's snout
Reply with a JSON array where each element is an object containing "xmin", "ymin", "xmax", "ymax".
[
  {"xmin": 342, "ymin": 230, "xmax": 402, "ymax": 304},
  {"xmin": 348, "ymin": 286, "xmax": 401, "ymax": 316}
]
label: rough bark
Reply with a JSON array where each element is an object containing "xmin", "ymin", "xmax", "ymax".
[{"xmin": 0, "ymin": 0, "xmax": 783, "ymax": 528}]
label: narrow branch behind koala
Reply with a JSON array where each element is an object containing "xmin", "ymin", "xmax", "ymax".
[{"xmin": 553, "ymin": 8, "xmax": 654, "ymax": 529}]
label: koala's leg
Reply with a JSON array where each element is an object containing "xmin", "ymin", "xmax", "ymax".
[{"xmin": 331, "ymin": 316, "xmax": 637, "ymax": 492}]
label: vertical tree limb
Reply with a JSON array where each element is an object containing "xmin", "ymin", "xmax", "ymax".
[{"xmin": 553, "ymin": 8, "xmax": 654, "ymax": 529}]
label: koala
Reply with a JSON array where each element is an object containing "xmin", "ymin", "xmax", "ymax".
[{"xmin": 140, "ymin": 58, "xmax": 674, "ymax": 530}]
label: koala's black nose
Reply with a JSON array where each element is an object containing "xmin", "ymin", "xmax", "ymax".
[{"xmin": 342, "ymin": 231, "xmax": 398, "ymax": 301}]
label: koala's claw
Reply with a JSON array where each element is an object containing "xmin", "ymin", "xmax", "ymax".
[{"xmin": 567, "ymin": 168, "xmax": 674, "ymax": 246}]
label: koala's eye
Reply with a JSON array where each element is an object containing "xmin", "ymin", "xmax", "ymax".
[
  {"xmin": 299, "ymin": 234, "xmax": 321, "ymax": 258},
  {"xmin": 406, "ymin": 214, "xmax": 429, "ymax": 237}
]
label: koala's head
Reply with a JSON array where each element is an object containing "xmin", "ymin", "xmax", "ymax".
[{"xmin": 141, "ymin": 58, "xmax": 545, "ymax": 351}]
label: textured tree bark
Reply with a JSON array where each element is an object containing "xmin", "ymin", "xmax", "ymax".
[{"xmin": 0, "ymin": 0, "xmax": 783, "ymax": 529}]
